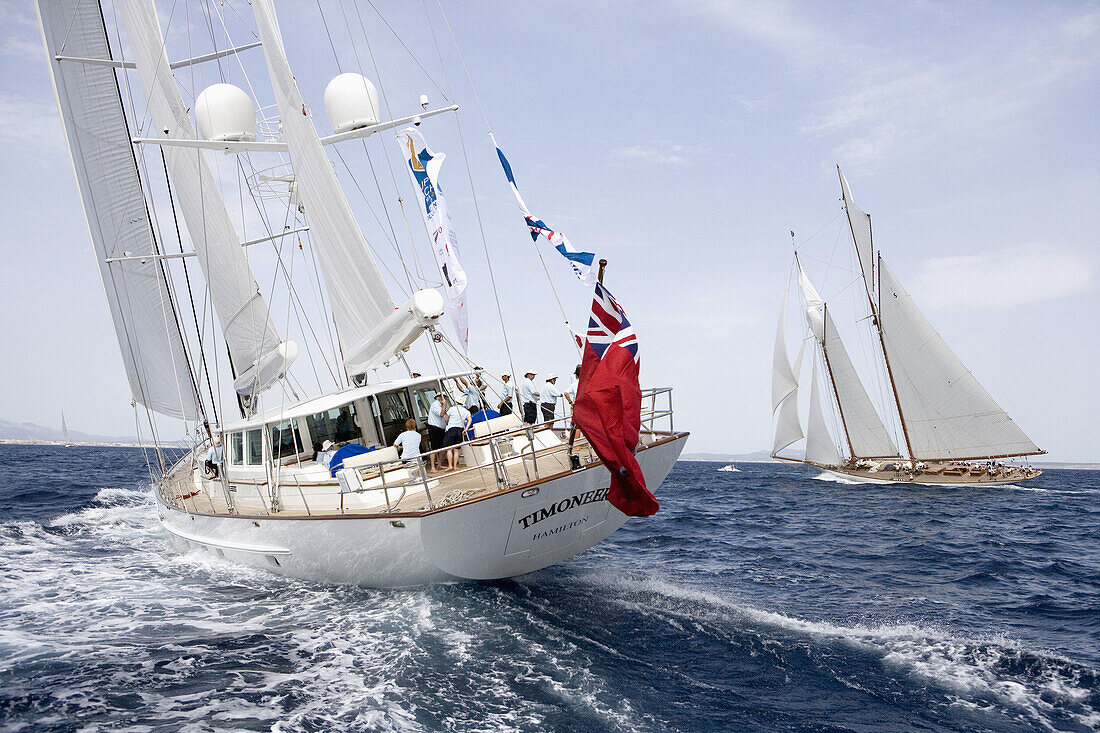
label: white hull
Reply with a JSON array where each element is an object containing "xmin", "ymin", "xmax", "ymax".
[
  {"xmin": 809, "ymin": 462, "xmax": 1041, "ymax": 487},
  {"xmin": 156, "ymin": 434, "xmax": 686, "ymax": 587}
]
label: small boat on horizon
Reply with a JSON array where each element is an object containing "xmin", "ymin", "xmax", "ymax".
[{"xmin": 770, "ymin": 168, "xmax": 1042, "ymax": 486}]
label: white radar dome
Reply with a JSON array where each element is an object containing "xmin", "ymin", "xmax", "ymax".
[
  {"xmin": 195, "ymin": 83, "xmax": 256, "ymax": 142},
  {"xmin": 324, "ymin": 72, "xmax": 381, "ymax": 134}
]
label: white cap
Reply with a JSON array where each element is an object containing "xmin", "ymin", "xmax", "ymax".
[{"xmin": 546, "ymin": 373, "xmax": 558, "ymax": 380}]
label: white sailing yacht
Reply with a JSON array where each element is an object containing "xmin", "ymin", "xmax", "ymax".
[
  {"xmin": 38, "ymin": 0, "xmax": 687, "ymax": 586},
  {"xmin": 771, "ymin": 168, "xmax": 1042, "ymax": 486}
]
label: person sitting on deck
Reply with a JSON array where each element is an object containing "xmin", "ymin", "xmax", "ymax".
[
  {"xmin": 442, "ymin": 402, "xmax": 473, "ymax": 472},
  {"xmin": 393, "ymin": 418, "xmax": 422, "ymax": 466},
  {"xmin": 315, "ymin": 440, "xmax": 336, "ymax": 469},
  {"xmin": 203, "ymin": 435, "xmax": 223, "ymax": 479}
]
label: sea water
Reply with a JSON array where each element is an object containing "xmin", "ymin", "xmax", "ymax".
[{"xmin": 0, "ymin": 444, "xmax": 1097, "ymax": 732}]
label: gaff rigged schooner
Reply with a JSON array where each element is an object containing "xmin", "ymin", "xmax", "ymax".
[
  {"xmin": 38, "ymin": 0, "xmax": 687, "ymax": 586},
  {"xmin": 771, "ymin": 168, "xmax": 1042, "ymax": 485}
]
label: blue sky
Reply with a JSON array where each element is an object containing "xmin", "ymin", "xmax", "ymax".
[{"xmin": 1, "ymin": 1, "xmax": 1097, "ymax": 461}]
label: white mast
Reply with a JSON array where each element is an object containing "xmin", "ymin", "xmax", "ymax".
[
  {"xmin": 117, "ymin": 0, "xmax": 296, "ymax": 404},
  {"xmin": 250, "ymin": 0, "xmax": 443, "ymax": 378},
  {"xmin": 38, "ymin": 0, "xmax": 201, "ymax": 421}
]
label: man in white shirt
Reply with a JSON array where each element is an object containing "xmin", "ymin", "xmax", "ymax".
[
  {"xmin": 392, "ymin": 418, "xmax": 422, "ymax": 467},
  {"xmin": 520, "ymin": 371, "xmax": 540, "ymax": 425},
  {"xmin": 427, "ymin": 393, "xmax": 448, "ymax": 471},
  {"xmin": 497, "ymin": 373, "xmax": 514, "ymax": 415},
  {"xmin": 541, "ymin": 373, "xmax": 562, "ymax": 425},
  {"xmin": 565, "ymin": 364, "xmax": 581, "ymax": 416},
  {"xmin": 442, "ymin": 402, "xmax": 473, "ymax": 471},
  {"xmin": 458, "ymin": 371, "xmax": 486, "ymax": 415}
]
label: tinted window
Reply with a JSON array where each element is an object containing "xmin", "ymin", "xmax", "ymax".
[
  {"xmin": 230, "ymin": 432, "xmax": 244, "ymax": 465},
  {"xmin": 271, "ymin": 420, "xmax": 304, "ymax": 459},
  {"xmin": 305, "ymin": 404, "xmax": 359, "ymax": 448},
  {"xmin": 246, "ymin": 429, "xmax": 263, "ymax": 465}
]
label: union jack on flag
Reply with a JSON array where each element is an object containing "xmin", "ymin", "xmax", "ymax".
[{"xmin": 586, "ymin": 282, "xmax": 638, "ymax": 361}]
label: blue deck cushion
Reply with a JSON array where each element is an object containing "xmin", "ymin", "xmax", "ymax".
[{"xmin": 329, "ymin": 444, "xmax": 375, "ymax": 477}]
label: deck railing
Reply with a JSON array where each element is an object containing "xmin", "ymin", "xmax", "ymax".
[{"xmin": 162, "ymin": 387, "xmax": 677, "ymax": 517}]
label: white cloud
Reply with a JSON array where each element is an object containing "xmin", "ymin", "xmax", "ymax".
[
  {"xmin": 0, "ymin": 93, "xmax": 62, "ymax": 152},
  {"xmin": 611, "ymin": 142, "xmax": 690, "ymax": 166},
  {"xmin": 910, "ymin": 243, "xmax": 1092, "ymax": 310}
]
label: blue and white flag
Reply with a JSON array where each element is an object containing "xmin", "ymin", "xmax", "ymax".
[
  {"xmin": 492, "ymin": 136, "xmax": 597, "ymax": 286},
  {"xmin": 399, "ymin": 128, "xmax": 469, "ymax": 353}
]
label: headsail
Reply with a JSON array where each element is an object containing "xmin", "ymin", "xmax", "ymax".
[
  {"xmin": 805, "ymin": 357, "xmax": 841, "ymax": 467},
  {"xmin": 877, "ymin": 258, "xmax": 1041, "ymax": 460},
  {"xmin": 38, "ymin": 0, "xmax": 200, "ymax": 420},
  {"xmin": 838, "ymin": 166, "xmax": 875, "ymax": 304},
  {"xmin": 797, "ymin": 261, "xmax": 899, "ymax": 458},
  {"xmin": 118, "ymin": 0, "xmax": 294, "ymax": 400},
  {"xmin": 250, "ymin": 0, "xmax": 399, "ymax": 376}
]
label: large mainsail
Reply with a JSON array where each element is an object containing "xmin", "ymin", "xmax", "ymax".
[
  {"xmin": 250, "ymin": 0, "xmax": 396, "ymax": 375},
  {"xmin": 797, "ymin": 262, "xmax": 899, "ymax": 458},
  {"xmin": 118, "ymin": 0, "xmax": 292, "ymax": 398},
  {"xmin": 876, "ymin": 258, "xmax": 1041, "ymax": 460},
  {"xmin": 38, "ymin": 0, "xmax": 201, "ymax": 420}
]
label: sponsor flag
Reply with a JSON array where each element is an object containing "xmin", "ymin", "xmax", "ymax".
[
  {"xmin": 399, "ymin": 128, "xmax": 469, "ymax": 353},
  {"xmin": 492, "ymin": 136, "xmax": 597, "ymax": 286},
  {"xmin": 572, "ymin": 281, "xmax": 657, "ymax": 517}
]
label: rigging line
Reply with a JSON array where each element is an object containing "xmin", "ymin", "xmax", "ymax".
[
  {"xmin": 331, "ymin": 145, "xmax": 416, "ymax": 296},
  {"xmin": 431, "ymin": 0, "xmax": 489, "ymax": 131},
  {"xmin": 340, "ymin": 1, "xmax": 427, "ymax": 293},
  {"xmin": 422, "ymin": 0, "xmax": 517, "ymax": 380},
  {"xmin": 161, "ymin": 148, "xmax": 220, "ymax": 427},
  {"xmin": 349, "ymin": 0, "xmax": 434, "ymax": 287},
  {"xmin": 360, "ymin": 0, "xmax": 446, "ymax": 98},
  {"xmin": 315, "ymin": 0, "xmax": 344, "ymax": 72},
  {"xmin": 238, "ymin": 159, "xmax": 343, "ymax": 389}
]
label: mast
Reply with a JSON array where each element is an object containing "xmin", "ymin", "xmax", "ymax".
[
  {"xmin": 117, "ymin": 0, "xmax": 295, "ymax": 408},
  {"xmin": 837, "ymin": 167, "xmax": 914, "ymax": 460}
]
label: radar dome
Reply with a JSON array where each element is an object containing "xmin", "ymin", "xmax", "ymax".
[
  {"xmin": 324, "ymin": 73, "xmax": 381, "ymax": 134},
  {"xmin": 195, "ymin": 83, "xmax": 256, "ymax": 142}
]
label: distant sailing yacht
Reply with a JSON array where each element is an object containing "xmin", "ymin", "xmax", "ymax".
[
  {"xmin": 38, "ymin": 0, "xmax": 686, "ymax": 586},
  {"xmin": 771, "ymin": 168, "xmax": 1043, "ymax": 486},
  {"xmin": 61, "ymin": 411, "xmax": 73, "ymax": 447}
]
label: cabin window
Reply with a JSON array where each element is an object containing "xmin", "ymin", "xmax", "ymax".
[
  {"xmin": 270, "ymin": 419, "xmax": 304, "ymax": 459},
  {"xmin": 304, "ymin": 404, "xmax": 359, "ymax": 449},
  {"xmin": 246, "ymin": 429, "xmax": 263, "ymax": 465},
  {"xmin": 229, "ymin": 432, "xmax": 244, "ymax": 466},
  {"xmin": 411, "ymin": 385, "xmax": 439, "ymax": 423}
]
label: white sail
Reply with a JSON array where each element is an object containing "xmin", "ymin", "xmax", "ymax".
[
  {"xmin": 772, "ymin": 341, "xmax": 804, "ymax": 455},
  {"xmin": 805, "ymin": 357, "xmax": 841, "ymax": 467},
  {"xmin": 38, "ymin": 0, "xmax": 200, "ymax": 420},
  {"xmin": 771, "ymin": 277, "xmax": 799, "ymax": 410},
  {"xmin": 250, "ymin": 0, "xmax": 399, "ymax": 375},
  {"xmin": 797, "ymin": 261, "xmax": 898, "ymax": 458},
  {"xmin": 877, "ymin": 258, "xmax": 1041, "ymax": 460},
  {"xmin": 838, "ymin": 167, "xmax": 875, "ymax": 303},
  {"xmin": 118, "ymin": 0, "xmax": 295, "ymax": 399}
]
